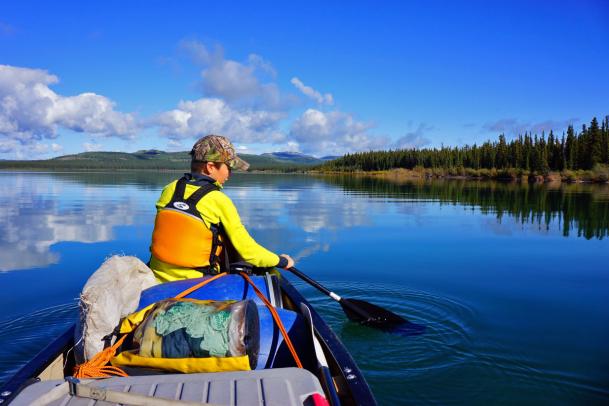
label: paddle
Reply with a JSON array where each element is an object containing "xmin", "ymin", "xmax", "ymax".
[{"xmin": 287, "ymin": 267, "xmax": 408, "ymax": 328}]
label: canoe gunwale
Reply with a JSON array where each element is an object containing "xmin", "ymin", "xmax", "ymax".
[
  {"xmin": 279, "ymin": 276, "xmax": 377, "ymax": 406},
  {"xmin": 0, "ymin": 325, "xmax": 75, "ymax": 405}
]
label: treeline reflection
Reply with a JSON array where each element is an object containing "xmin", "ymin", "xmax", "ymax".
[{"xmin": 319, "ymin": 175, "xmax": 609, "ymax": 240}]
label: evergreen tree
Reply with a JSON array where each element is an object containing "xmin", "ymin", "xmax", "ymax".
[
  {"xmin": 565, "ymin": 126, "xmax": 576, "ymax": 169},
  {"xmin": 497, "ymin": 134, "xmax": 508, "ymax": 168},
  {"xmin": 557, "ymin": 134, "xmax": 565, "ymax": 171},
  {"xmin": 603, "ymin": 116, "xmax": 609, "ymax": 164},
  {"xmin": 523, "ymin": 133, "xmax": 532, "ymax": 171},
  {"xmin": 578, "ymin": 124, "xmax": 589, "ymax": 169},
  {"xmin": 547, "ymin": 130, "xmax": 556, "ymax": 169},
  {"xmin": 539, "ymin": 134, "xmax": 550, "ymax": 174},
  {"xmin": 589, "ymin": 117, "xmax": 602, "ymax": 168}
]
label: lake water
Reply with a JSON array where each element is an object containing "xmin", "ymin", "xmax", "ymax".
[{"xmin": 0, "ymin": 171, "xmax": 608, "ymax": 405}]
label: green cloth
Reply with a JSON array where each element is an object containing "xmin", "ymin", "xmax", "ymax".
[{"xmin": 154, "ymin": 301, "xmax": 231, "ymax": 357}]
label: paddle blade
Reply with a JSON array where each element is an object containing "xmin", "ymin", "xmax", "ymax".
[{"xmin": 340, "ymin": 298, "xmax": 408, "ymax": 327}]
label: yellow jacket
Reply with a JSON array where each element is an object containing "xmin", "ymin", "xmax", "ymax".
[{"xmin": 149, "ymin": 174, "xmax": 280, "ymax": 282}]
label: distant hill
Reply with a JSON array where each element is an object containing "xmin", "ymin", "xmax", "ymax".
[
  {"xmin": 261, "ymin": 151, "xmax": 324, "ymax": 165},
  {"xmin": 0, "ymin": 150, "xmax": 337, "ymax": 171}
]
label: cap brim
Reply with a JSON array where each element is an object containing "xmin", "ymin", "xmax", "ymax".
[{"xmin": 232, "ymin": 156, "xmax": 250, "ymax": 171}]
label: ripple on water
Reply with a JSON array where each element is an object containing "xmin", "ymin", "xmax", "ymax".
[
  {"xmin": 0, "ymin": 302, "xmax": 77, "ymax": 387},
  {"xmin": 300, "ymin": 280, "xmax": 513, "ymax": 404},
  {"xmin": 298, "ymin": 280, "xmax": 609, "ymax": 405}
]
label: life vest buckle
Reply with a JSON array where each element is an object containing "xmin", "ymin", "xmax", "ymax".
[{"xmin": 229, "ymin": 261, "xmax": 254, "ymax": 275}]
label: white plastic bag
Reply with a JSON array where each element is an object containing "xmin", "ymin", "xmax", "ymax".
[{"xmin": 74, "ymin": 255, "xmax": 158, "ymax": 362}]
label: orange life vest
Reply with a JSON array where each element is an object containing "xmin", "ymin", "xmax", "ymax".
[{"xmin": 150, "ymin": 178, "xmax": 222, "ymax": 269}]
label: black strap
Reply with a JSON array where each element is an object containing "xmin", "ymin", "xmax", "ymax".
[
  {"xmin": 101, "ymin": 325, "xmax": 121, "ymax": 349},
  {"xmin": 185, "ymin": 183, "xmax": 217, "ymax": 207},
  {"xmin": 171, "ymin": 177, "xmax": 187, "ymax": 204},
  {"xmin": 208, "ymin": 223, "xmax": 223, "ymax": 272},
  {"xmin": 166, "ymin": 177, "xmax": 218, "ymax": 220}
]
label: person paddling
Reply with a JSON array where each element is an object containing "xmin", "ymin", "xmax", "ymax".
[{"xmin": 148, "ymin": 134, "xmax": 295, "ymax": 282}]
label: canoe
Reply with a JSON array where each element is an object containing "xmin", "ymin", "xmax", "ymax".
[{"xmin": 0, "ymin": 272, "xmax": 377, "ymax": 405}]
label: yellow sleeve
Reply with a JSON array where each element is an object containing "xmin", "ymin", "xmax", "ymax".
[
  {"xmin": 155, "ymin": 181, "xmax": 177, "ymax": 211},
  {"xmin": 198, "ymin": 191, "xmax": 280, "ymax": 268}
]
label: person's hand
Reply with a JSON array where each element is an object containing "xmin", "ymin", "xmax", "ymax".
[{"xmin": 279, "ymin": 254, "xmax": 295, "ymax": 269}]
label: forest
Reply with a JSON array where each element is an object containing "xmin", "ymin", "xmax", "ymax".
[{"xmin": 321, "ymin": 116, "xmax": 609, "ymax": 180}]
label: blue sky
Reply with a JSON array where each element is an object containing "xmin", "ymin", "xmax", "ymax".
[{"xmin": 1, "ymin": 0, "xmax": 608, "ymax": 159}]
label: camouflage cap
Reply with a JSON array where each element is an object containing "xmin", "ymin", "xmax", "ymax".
[{"xmin": 190, "ymin": 135, "xmax": 250, "ymax": 171}]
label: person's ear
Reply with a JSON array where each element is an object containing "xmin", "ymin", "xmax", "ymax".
[{"xmin": 205, "ymin": 162, "xmax": 215, "ymax": 174}]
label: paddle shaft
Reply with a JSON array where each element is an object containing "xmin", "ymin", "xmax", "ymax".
[
  {"xmin": 287, "ymin": 267, "xmax": 342, "ymax": 302},
  {"xmin": 286, "ymin": 267, "xmax": 409, "ymax": 326}
]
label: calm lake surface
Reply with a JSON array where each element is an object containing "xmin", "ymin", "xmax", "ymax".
[{"xmin": 0, "ymin": 171, "xmax": 608, "ymax": 405}]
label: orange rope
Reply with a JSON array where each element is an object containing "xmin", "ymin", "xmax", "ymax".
[
  {"xmin": 239, "ymin": 272, "xmax": 303, "ymax": 369},
  {"xmin": 173, "ymin": 272, "xmax": 228, "ymax": 299},
  {"xmin": 73, "ymin": 334, "xmax": 129, "ymax": 378},
  {"xmin": 73, "ymin": 273, "xmax": 228, "ymax": 378}
]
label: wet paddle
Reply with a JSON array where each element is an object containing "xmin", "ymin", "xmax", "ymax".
[{"xmin": 287, "ymin": 267, "xmax": 408, "ymax": 329}]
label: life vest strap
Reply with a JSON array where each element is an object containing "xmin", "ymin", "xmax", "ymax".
[
  {"xmin": 183, "ymin": 182, "xmax": 218, "ymax": 208},
  {"xmin": 208, "ymin": 223, "xmax": 223, "ymax": 271},
  {"xmin": 166, "ymin": 177, "xmax": 218, "ymax": 219}
]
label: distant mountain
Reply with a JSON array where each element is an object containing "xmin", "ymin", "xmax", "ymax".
[
  {"xmin": 0, "ymin": 150, "xmax": 326, "ymax": 171},
  {"xmin": 136, "ymin": 149, "xmax": 164, "ymax": 155},
  {"xmin": 320, "ymin": 155, "xmax": 341, "ymax": 161},
  {"xmin": 261, "ymin": 151, "xmax": 324, "ymax": 164}
]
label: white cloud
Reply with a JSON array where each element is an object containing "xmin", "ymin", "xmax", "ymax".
[
  {"xmin": 166, "ymin": 139, "xmax": 184, "ymax": 151},
  {"xmin": 154, "ymin": 97, "xmax": 285, "ymax": 144},
  {"xmin": 179, "ymin": 39, "xmax": 215, "ymax": 65},
  {"xmin": 0, "ymin": 139, "xmax": 19, "ymax": 154},
  {"xmin": 83, "ymin": 142, "xmax": 103, "ymax": 152},
  {"xmin": 0, "ymin": 139, "xmax": 63, "ymax": 159},
  {"xmin": 482, "ymin": 118, "xmax": 578, "ymax": 137},
  {"xmin": 0, "ymin": 65, "xmax": 138, "ymax": 148},
  {"xmin": 180, "ymin": 40, "xmax": 286, "ymax": 109},
  {"xmin": 248, "ymin": 54, "xmax": 277, "ymax": 78},
  {"xmin": 394, "ymin": 123, "xmax": 433, "ymax": 149},
  {"xmin": 53, "ymin": 93, "xmax": 137, "ymax": 137},
  {"xmin": 290, "ymin": 77, "xmax": 333, "ymax": 105},
  {"xmin": 202, "ymin": 60, "xmax": 260, "ymax": 101},
  {"xmin": 285, "ymin": 141, "xmax": 300, "ymax": 152},
  {"xmin": 32, "ymin": 143, "xmax": 51, "ymax": 154},
  {"xmin": 289, "ymin": 108, "xmax": 388, "ymax": 155}
]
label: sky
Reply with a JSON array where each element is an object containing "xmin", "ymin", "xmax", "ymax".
[{"xmin": 1, "ymin": 0, "xmax": 608, "ymax": 159}]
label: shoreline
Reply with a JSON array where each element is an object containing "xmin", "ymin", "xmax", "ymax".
[
  {"xmin": 312, "ymin": 167, "xmax": 609, "ymax": 184},
  {"xmin": 1, "ymin": 166, "xmax": 608, "ymax": 184}
]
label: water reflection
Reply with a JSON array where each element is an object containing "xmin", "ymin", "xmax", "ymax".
[
  {"xmin": 319, "ymin": 175, "xmax": 609, "ymax": 240},
  {"xmin": 1, "ymin": 171, "xmax": 607, "ymax": 273},
  {"xmin": 0, "ymin": 173, "xmax": 152, "ymax": 272}
]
